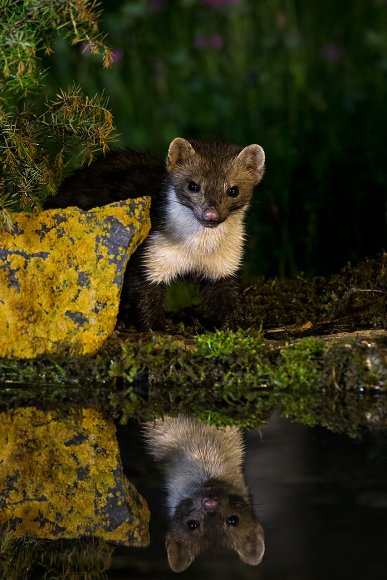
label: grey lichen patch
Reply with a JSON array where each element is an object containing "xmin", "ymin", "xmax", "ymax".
[
  {"xmin": 78, "ymin": 271, "xmax": 91, "ymax": 288},
  {"xmin": 0, "ymin": 248, "xmax": 51, "ymax": 292},
  {"xmin": 10, "ymin": 222, "xmax": 25, "ymax": 236},
  {"xmin": 65, "ymin": 310, "xmax": 89, "ymax": 326},
  {"xmin": 33, "ymin": 214, "xmax": 69, "ymax": 239},
  {"xmin": 64, "ymin": 433, "xmax": 88, "ymax": 446},
  {"xmin": 97, "ymin": 468, "xmax": 133, "ymax": 532}
]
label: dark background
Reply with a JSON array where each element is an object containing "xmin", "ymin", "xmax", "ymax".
[{"xmin": 46, "ymin": 0, "xmax": 387, "ymax": 278}]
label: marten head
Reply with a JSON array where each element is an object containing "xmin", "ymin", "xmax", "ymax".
[{"xmin": 166, "ymin": 138, "xmax": 265, "ymax": 228}]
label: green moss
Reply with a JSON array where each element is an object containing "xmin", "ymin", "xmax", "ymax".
[
  {"xmin": 195, "ymin": 328, "xmax": 264, "ymax": 357},
  {"xmin": 0, "ymin": 328, "xmax": 385, "ymax": 435},
  {"xmin": 273, "ymin": 339, "xmax": 327, "ymax": 425},
  {"xmin": 272, "ymin": 337, "xmax": 387, "ymax": 434}
]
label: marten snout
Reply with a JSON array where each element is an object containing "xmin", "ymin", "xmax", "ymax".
[
  {"xmin": 202, "ymin": 208, "xmax": 221, "ymax": 226},
  {"xmin": 202, "ymin": 497, "xmax": 218, "ymax": 512}
]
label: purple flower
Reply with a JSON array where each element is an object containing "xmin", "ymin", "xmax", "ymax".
[
  {"xmin": 146, "ymin": 0, "xmax": 166, "ymax": 12},
  {"xmin": 321, "ymin": 43, "xmax": 344, "ymax": 62},
  {"xmin": 111, "ymin": 48, "xmax": 124, "ymax": 64},
  {"xmin": 80, "ymin": 43, "xmax": 123, "ymax": 65},
  {"xmin": 80, "ymin": 42, "xmax": 95, "ymax": 56},
  {"xmin": 194, "ymin": 33, "xmax": 224, "ymax": 50},
  {"xmin": 203, "ymin": 0, "xmax": 242, "ymax": 8},
  {"xmin": 276, "ymin": 10, "xmax": 287, "ymax": 30}
]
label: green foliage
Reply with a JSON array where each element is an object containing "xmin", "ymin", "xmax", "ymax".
[
  {"xmin": 0, "ymin": 0, "xmax": 112, "ymax": 99},
  {"xmin": 0, "ymin": 86, "xmax": 115, "ymax": 215},
  {"xmin": 276, "ymin": 338, "xmax": 326, "ymax": 390},
  {"xmin": 273, "ymin": 338, "xmax": 387, "ymax": 433},
  {"xmin": 0, "ymin": 1, "xmax": 116, "ymax": 225}
]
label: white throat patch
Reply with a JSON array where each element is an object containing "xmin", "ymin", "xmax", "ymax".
[{"xmin": 143, "ymin": 186, "xmax": 247, "ymax": 284}]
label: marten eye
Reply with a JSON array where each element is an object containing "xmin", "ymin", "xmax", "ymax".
[
  {"xmin": 227, "ymin": 515, "xmax": 239, "ymax": 526},
  {"xmin": 187, "ymin": 519, "xmax": 200, "ymax": 531},
  {"xmin": 227, "ymin": 186, "xmax": 239, "ymax": 198},
  {"xmin": 188, "ymin": 181, "xmax": 201, "ymax": 192}
]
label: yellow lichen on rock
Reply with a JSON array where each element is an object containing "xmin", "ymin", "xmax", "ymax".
[
  {"xmin": 0, "ymin": 407, "xmax": 150, "ymax": 547},
  {"xmin": 0, "ymin": 198, "xmax": 150, "ymax": 358}
]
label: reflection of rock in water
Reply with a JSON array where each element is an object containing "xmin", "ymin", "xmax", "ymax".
[
  {"xmin": 144, "ymin": 416, "xmax": 264, "ymax": 572},
  {"xmin": 115, "ymin": 415, "xmax": 387, "ymax": 579},
  {"xmin": 0, "ymin": 408, "xmax": 150, "ymax": 578},
  {"xmin": 0, "ymin": 408, "xmax": 149, "ymax": 546}
]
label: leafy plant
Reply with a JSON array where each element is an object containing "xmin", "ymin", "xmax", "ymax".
[{"xmin": 0, "ymin": 0, "xmax": 116, "ymax": 226}]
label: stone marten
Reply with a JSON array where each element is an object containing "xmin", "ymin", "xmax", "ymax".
[{"xmin": 46, "ymin": 138, "xmax": 265, "ymax": 330}]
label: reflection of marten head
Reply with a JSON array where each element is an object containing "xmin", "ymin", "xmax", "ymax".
[{"xmin": 166, "ymin": 480, "xmax": 265, "ymax": 573}]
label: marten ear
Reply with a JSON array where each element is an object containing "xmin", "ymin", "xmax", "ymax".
[
  {"xmin": 167, "ymin": 137, "xmax": 197, "ymax": 173},
  {"xmin": 235, "ymin": 522, "xmax": 265, "ymax": 566},
  {"xmin": 166, "ymin": 532, "xmax": 196, "ymax": 572},
  {"xmin": 236, "ymin": 144, "xmax": 265, "ymax": 183}
]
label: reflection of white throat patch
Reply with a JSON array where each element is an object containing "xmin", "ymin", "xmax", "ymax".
[{"xmin": 143, "ymin": 187, "xmax": 247, "ymax": 284}]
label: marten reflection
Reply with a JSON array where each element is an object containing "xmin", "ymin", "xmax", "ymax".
[{"xmin": 143, "ymin": 416, "xmax": 264, "ymax": 572}]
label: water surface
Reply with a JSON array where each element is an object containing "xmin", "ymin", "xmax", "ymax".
[{"xmin": 114, "ymin": 414, "xmax": 387, "ymax": 580}]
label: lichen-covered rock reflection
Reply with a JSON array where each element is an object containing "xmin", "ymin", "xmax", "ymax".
[{"xmin": 0, "ymin": 408, "xmax": 149, "ymax": 546}]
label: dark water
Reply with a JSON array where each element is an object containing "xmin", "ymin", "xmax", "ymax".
[{"xmin": 113, "ymin": 415, "xmax": 387, "ymax": 580}]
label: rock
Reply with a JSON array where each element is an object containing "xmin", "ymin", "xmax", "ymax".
[
  {"xmin": 0, "ymin": 198, "xmax": 150, "ymax": 358},
  {"xmin": 0, "ymin": 407, "xmax": 150, "ymax": 547}
]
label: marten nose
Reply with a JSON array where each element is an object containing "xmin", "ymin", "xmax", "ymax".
[
  {"xmin": 202, "ymin": 497, "xmax": 218, "ymax": 512},
  {"xmin": 202, "ymin": 208, "xmax": 220, "ymax": 222}
]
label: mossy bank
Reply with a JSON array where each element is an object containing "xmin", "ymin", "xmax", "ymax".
[{"xmin": 1, "ymin": 328, "xmax": 385, "ymax": 437}]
